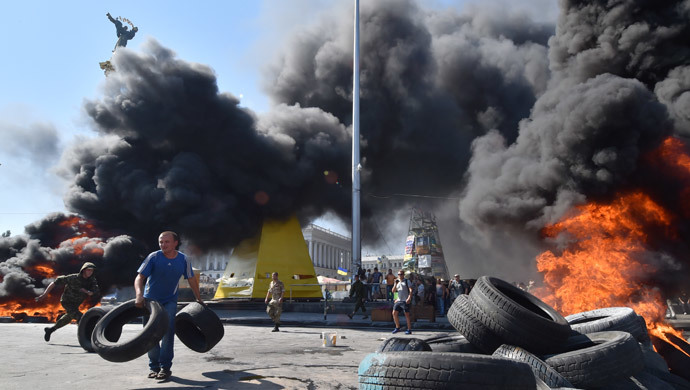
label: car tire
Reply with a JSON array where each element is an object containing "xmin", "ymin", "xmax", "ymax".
[
  {"xmin": 91, "ymin": 299, "xmax": 168, "ymax": 362},
  {"xmin": 544, "ymin": 331, "xmax": 644, "ymax": 388},
  {"xmin": 78, "ymin": 306, "xmax": 116, "ymax": 352},
  {"xmin": 565, "ymin": 307, "xmax": 648, "ymax": 343},
  {"xmin": 424, "ymin": 334, "xmax": 484, "ymax": 354},
  {"xmin": 358, "ymin": 351, "xmax": 537, "ymax": 389},
  {"xmin": 174, "ymin": 302, "xmax": 224, "ymax": 353},
  {"xmin": 468, "ymin": 276, "xmax": 571, "ymax": 354},
  {"xmin": 446, "ymin": 294, "xmax": 504, "ymax": 353},
  {"xmin": 493, "ymin": 344, "xmax": 574, "ymax": 388}
]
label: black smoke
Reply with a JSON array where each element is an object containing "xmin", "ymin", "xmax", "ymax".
[
  {"xmin": 58, "ymin": 0, "xmax": 553, "ymax": 254},
  {"xmin": 459, "ymin": 0, "xmax": 690, "ymax": 287}
]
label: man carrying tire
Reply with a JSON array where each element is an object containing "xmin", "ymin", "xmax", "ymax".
[
  {"xmin": 392, "ymin": 270, "xmax": 413, "ymax": 334},
  {"xmin": 36, "ymin": 262, "xmax": 99, "ymax": 342},
  {"xmin": 134, "ymin": 231, "xmax": 202, "ymax": 381}
]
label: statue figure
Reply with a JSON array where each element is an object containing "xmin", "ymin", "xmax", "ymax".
[{"xmin": 107, "ymin": 12, "xmax": 138, "ymax": 52}]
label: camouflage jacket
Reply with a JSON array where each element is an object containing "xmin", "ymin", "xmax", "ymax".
[
  {"xmin": 54, "ymin": 273, "xmax": 99, "ymax": 306},
  {"xmin": 350, "ymin": 280, "xmax": 365, "ymax": 300},
  {"xmin": 268, "ymin": 280, "xmax": 285, "ymax": 301}
]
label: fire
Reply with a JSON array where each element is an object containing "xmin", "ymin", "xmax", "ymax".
[
  {"xmin": 650, "ymin": 323, "xmax": 690, "ymax": 358},
  {"xmin": 0, "ymin": 215, "xmax": 104, "ymax": 322},
  {"xmin": 536, "ymin": 191, "xmax": 673, "ymax": 321},
  {"xmin": 534, "ymin": 136, "xmax": 690, "ymax": 362}
]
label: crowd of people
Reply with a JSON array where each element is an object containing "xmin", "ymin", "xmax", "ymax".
[{"xmin": 347, "ymin": 268, "xmax": 476, "ymax": 317}]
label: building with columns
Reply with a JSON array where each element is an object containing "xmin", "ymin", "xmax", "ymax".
[
  {"xmin": 301, "ymin": 224, "xmax": 352, "ymax": 280},
  {"xmin": 361, "ymin": 254, "xmax": 406, "ymax": 273}
]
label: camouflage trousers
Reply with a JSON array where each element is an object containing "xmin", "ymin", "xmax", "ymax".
[
  {"xmin": 53, "ymin": 303, "xmax": 83, "ymax": 330},
  {"xmin": 266, "ymin": 300, "xmax": 282, "ymax": 325}
]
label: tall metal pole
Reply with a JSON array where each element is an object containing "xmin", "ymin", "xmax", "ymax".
[{"xmin": 351, "ymin": 0, "xmax": 362, "ymax": 279}]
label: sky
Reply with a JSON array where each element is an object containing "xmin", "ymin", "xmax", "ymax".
[{"xmin": 0, "ymin": 0, "xmax": 558, "ymax": 251}]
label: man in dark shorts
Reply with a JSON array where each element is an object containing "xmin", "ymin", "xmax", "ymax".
[{"xmin": 391, "ymin": 270, "xmax": 413, "ymax": 334}]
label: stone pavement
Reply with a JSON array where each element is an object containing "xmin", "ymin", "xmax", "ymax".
[{"xmin": 0, "ymin": 320, "xmax": 450, "ymax": 390}]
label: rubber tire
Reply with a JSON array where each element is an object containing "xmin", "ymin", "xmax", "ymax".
[
  {"xmin": 376, "ymin": 337, "xmax": 432, "ymax": 352},
  {"xmin": 78, "ymin": 306, "xmax": 117, "ymax": 352},
  {"xmin": 424, "ymin": 334, "xmax": 484, "ymax": 354},
  {"xmin": 640, "ymin": 342, "xmax": 670, "ymax": 375},
  {"xmin": 447, "ymin": 294, "xmax": 504, "ymax": 353},
  {"xmin": 649, "ymin": 333, "xmax": 690, "ymax": 381},
  {"xmin": 648, "ymin": 369, "xmax": 690, "ymax": 390},
  {"xmin": 358, "ymin": 351, "xmax": 537, "ymax": 389},
  {"xmin": 565, "ymin": 307, "xmax": 648, "ymax": 343},
  {"xmin": 493, "ymin": 344, "xmax": 574, "ymax": 388},
  {"xmin": 544, "ymin": 331, "xmax": 644, "ymax": 388},
  {"xmin": 91, "ymin": 299, "xmax": 168, "ymax": 363},
  {"xmin": 468, "ymin": 276, "xmax": 571, "ymax": 354},
  {"xmin": 174, "ymin": 302, "xmax": 224, "ymax": 353}
]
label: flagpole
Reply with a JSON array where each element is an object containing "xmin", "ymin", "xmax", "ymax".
[{"xmin": 351, "ymin": 0, "xmax": 362, "ymax": 280}]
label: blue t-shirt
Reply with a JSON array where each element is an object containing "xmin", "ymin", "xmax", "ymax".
[{"xmin": 137, "ymin": 250, "xmax": 193, "ymax": 304}]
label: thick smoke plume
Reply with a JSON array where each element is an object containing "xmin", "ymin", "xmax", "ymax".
[
  {"xmin": 460, "ymin": 0, "xmax": 690, "ymax": 288},
  {"xmin": 59, "ymin": 0, "xmax": 553, "ymax": 254}
]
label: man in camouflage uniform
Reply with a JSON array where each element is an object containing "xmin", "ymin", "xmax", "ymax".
[
  {"xmin": 36, "ymin": 262, "xmax": 99, "ymax": 342},
  {"xmin": 347, "ymin": 274, "xmax": 368, "ymax": 319},
  {"xmin": 265, "ymin": 272, "xmax": 284, "ymax": 332}
]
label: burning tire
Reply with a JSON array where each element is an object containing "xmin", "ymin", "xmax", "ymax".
[
  {"xmin": 174, "ymin": 302, "xmax": 224, "ymax": 353},
  {"xmin": 78, "ymin": 306, "xmax": 116, "ymax": 352},
  {"xmin": 91, "ymin": 299, "xmax": 168, "ymax": 363},
  {"xmin": 543, "ymin": 331, "xmax": 644, "ymax": 388},
  {"xmin": 358, "ymin": 351, "xmax": 537, "ymax": 389},
  {"xmin": 565, "ymin": 307, "xmax": 648, "ymax": 343},
  {"xmin": 493, "ymin": 344, "xmax": 574, "ymax": 388},
  {"xmin": 376, "ymin": 337, "xmax": 431, "ymax": 352},
  {"xmin": 649, "ymin": 333, "xmax": 690, "ymax": 381},
  {"xmin": 468, "ymin": 276, "xmax": 571, "ymax": 354},
  {"xmin": 424, "ymin": 334, "xmax": 483, "ymax": 354},
  {"xmin": 447, "ymin": 294, "xmax": 504, "ymax": 353}
]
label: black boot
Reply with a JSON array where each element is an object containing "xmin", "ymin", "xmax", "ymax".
[
  {"xmin": 272, "ymin": 325, "xmax": 279, "ymax": 332},
  {"xmin": 44, "ymin": 327, "xmax": 53, "ymax": 342}
]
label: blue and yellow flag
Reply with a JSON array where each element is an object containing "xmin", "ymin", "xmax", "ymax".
[{"xmin": 337, "ymin": 267, "xmax": 348, "ymax": 276}]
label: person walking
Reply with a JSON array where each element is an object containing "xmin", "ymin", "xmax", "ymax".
[
  {"xmin": 449, "ymin": 274, "xmax": 467, "ymax": 304},
  {"xmin": 36, "ymin": 262, "xmax": 99, "ymax": 342},
  {"xmin": 385, "ymin": 269, "xmax": 396, "ymax": 302},
  {"xmin": 392, "ymin": 270, "xmax": 413, "ymax": 334},
  {"xmin": 265, "ymin": 272, "xmax": 285, "ymax": 332},
  {"xmin": 347, "ymin": 274, "xmax": 368, "ymax": 319},
  {"xmin": 134, "ymin": 231, "xmax": 202, "ymax": 381}
]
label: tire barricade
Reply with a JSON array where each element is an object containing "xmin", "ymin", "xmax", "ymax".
[{"xmin": 358, "ymin": 275, "xmax": 690, "ymax": 389}]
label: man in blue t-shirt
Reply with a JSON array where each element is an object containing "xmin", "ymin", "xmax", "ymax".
[{"xmin": 134, "ymin": 231, "xmax": 202, "ymax": 381}]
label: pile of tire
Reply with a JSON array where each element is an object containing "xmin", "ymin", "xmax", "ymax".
[{"xmin": 358, "ymin": 275, "xmax": 690, "ymax": 390}]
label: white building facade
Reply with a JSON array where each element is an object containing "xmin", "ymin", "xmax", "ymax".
[
  {"xmin": 362, "ymin": 254, "xmax": 406, "ymax": 274},
  {"xmin": 301, "ymin": 224, "xmax": 352, "ymax": 280}
]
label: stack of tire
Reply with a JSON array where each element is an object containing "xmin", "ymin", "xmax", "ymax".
[
  {"xmin": 358, "ymin": 276, "xmax": 690, "ymax": 389},
  {"xmin": 78, "ymin": 300, "xmax": 224, "ymax": 362}
]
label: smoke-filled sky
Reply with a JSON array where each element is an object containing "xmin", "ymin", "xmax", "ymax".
[{"xmin": 6, "ymin": 0, "xmax": 690, "ymax": 301}]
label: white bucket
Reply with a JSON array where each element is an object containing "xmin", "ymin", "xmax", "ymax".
[{"xmin": 322, "ymin": 332, "xmax": 337, "ymax": 347}]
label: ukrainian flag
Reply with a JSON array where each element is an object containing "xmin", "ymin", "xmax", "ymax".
[{"xmin": 337, "ymin": 267, "xmax": 348, "ymax": 276}]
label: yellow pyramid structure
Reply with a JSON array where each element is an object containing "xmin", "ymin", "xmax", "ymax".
[{"xmin": 213, "ymin": 215, "xmax": 322, "ymax": 300}]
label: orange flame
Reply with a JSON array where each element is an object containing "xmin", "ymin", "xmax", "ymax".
[
  {"xmin": 649, "ymin": 323, "xmax": 690, "ymax": 358},
  {"xmin": 534, "ymin": 136, "xmax": 690, "ymax": 359},
  {"xmin": 536, "ymin": 191, "xmax": 673, "ymax": 322}
]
